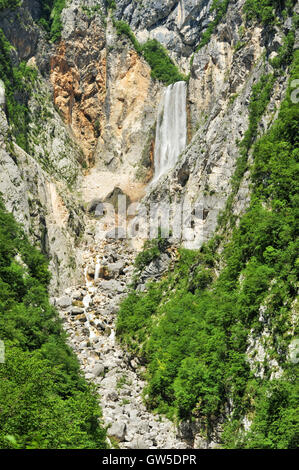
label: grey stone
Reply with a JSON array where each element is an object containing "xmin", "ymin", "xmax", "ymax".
[
  {"xmin": 72, "ymin": 290, "xmax": 83, "ymax": 300},
  {"xmin": 56, "ymin": 296, "xmax": 72, "ymax": 308},
  {"xmin": 107, "ymin": 391, "xmax": 118, "ymax": 402},
  {"xmin": 107, "ymin": 261, "xmax": 126, "ymax": 277},
  {"xmin": 108, "ymin": 422, "xmax": 127, "ymax": 441},
  {"xmin": 92, "ymin": 364, "xmax": 105, "ymax": 377},
  {"xmin": 99, "ymin": 280, "xmax": 126, "ymax": 294},
  {"xmin": 71, "ymin": 307, "xmax": 85, "ymax": 315}
]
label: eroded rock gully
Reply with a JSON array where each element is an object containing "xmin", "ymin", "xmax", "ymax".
[{"xmin": 54, "ymin": 231, "xmax": 187, "ymax": 449}]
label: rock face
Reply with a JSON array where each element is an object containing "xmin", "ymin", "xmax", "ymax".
[
  {"xmin": 50, "ymin": 10, "xmax": 107, "ymax": 163},
  {"xmin": 114, "ymin": 0, "xmax": 215, "ymax": 71},
  {"xmin": 0, "ymin": 105, "xmax": 84, "ymax": 294},
  {"xmin": 138, "ymin": 0, "xmax": 292, "ymax": 249}
]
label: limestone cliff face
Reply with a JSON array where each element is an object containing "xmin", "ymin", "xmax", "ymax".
[
  {"xmin": 0, "ymin": 0, "xmax": 296, "ymax": 286},
  {"xmin": 0, "ymin": 0, "xmax": 297, "ymax": 450},
  {"xmin": 114, "ymin": 0, "xmax": 215, "ymax": 72},
  {"xmin": 0, "ymin": 1, "xmax": 163, "ymax": 292},
  {"xmin": 95, "ymin": 19, "xmax": 162, "ymax": 177},
  {"xmin": 0, "ymin": 0, "xmax": 295, "ymax": 288},
  {"xmin": 50, "ymin": 9, "xmax": 107, "ymax": 162},
  {"xmin": 0, "ymin": 106, "xmax": 85, "ymax": 294},
  {"xmin": 140, "ymin": 0, "xmax": 294, "ymax": 249},
  {"xmin": 50, "ymin": 3, "xmax": 162, "ymax": 181},
  {"xmin": 0, "ymin": 2, "xmax": 87, "ymax": 294}
]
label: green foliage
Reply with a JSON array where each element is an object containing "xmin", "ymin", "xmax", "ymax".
[
  {"xmin": 38, "ymin": 0, "xmax": 66, "ymax": 42},
  {"xmin": 242, "ymin": 378, "xmax": 298, "ymax": 448},
  {"xmin": 244, "ymin": 0, "xmax": 296, "ymax": 25},
  {"xmin": 0, "ymin": 29, "xmax": 37, "ymax": 151},
  {"xmin": 82, "ymin": 4, "xmax": 105, "ymax": 22},
  {"xmin": 106, "ymin": 0, "xmax": 116, "ymax": 10},
  {"xmin": 134, "ymin": 233, "xmax": 169, "ymax": 271},
  {"xmin": 271, "ymin": 30, "xmax": 295, "ymax": 70},
  {"xmin": 0, "ymin": 0, "xmax": 21, "ymax": 10},
  {"xmin": 113, "ymin": 19, "xmax": 142, "ymax": 54},
  {"xmin": 241, "ymin": 74, "xmax": 276, "ymax": 153},
  {"xmin": 116, "ymin": 51, "xmax": 299, "ymax": 448},
  {"xmin": 112, "ymin": 19, "xmax": 187, "ymax": 85},
  {"xmin": 218, "ymin": 72, "xmax": 275, "ymax": 229},
  {"xmin": 0, "ymin": 200, "xmax": 107, "ymax": 449},
  {"xmin": 142, "ymin": 39, "xmax": 187, "ymax": 86}
]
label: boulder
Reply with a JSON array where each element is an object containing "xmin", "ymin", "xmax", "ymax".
[
  {"xmin": 107, "ymin": 261, "xmax": 126, "ymax": 277},
  {"xmin": 108, "ymin": 422, "xmax": 127, "ymax": 441},
  {"xmin": 107, "ymin": 391, "xmax": 118, "ymax": 402},
  {"xmin": 71, "ymin": 307, "xmax": 85, "ymax": 315},
  {"xmin": 92, "ymin": 364, "xmax": 105, "ymax": 377},
  {"xmin": 86, "ymin": 266, "xmax": 95, "ymax": 278},
  {"xmin": 56, "ymin": 296, "xmax": 72, "ymax": 309},
  {"xmin": 129, "ymin": 437, "xmax": 150, "ymax": 449},
  {"xmin": 99, "ymin": 280, "xmax": 126, "ymax": 293},
  {"xmin": 72, "ymin": 290, "xmax": 83, "ymax": 300}
]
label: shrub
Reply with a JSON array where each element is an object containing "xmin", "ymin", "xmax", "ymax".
[
  {"xmin": 0, "ymin": 200, "xmax": 107, "ymax": 448},
  {"xmin": 142, "ymin": 39, "xmax": 187, "ymax": 86},
  {"xmin": 0, "ymin": 29, "xmax": 37, "ymax": 151},
  {"xmin": 112, "ymin": 19, "xmax": 187, "ymax": 85},
  {"xmin": 38, "ymin": 0, "xmax": 66, "ymax": 42},
  {"xmin": 0, "ymin": 0, "xmax": 21, "ymax": 11},
  {"xmin": 244, "ymin": 0, "xmax": 297, "ymax": 25}
]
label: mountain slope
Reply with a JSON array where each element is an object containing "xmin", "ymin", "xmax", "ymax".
[{"xmin": 0, "ymin": 0, "xmax": 298, "ymax": 450}]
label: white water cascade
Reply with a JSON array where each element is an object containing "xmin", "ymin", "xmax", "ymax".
[
  {"xmin": 154, "ymin": 80, "xmax": 187, "ymax": 181},
  {"xmin": 94, "ymin": 261, "xmax": 101, "ymax": 281}
]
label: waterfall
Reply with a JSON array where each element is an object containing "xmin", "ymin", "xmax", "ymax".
[
  {"xmin": 94, "ymin": 261, "xmax": 101, "ymax": 281},
  {"xmin": 83, "ymin": 266, "xmax": 96, "ymax": 340},
  {"xmin": 154, "ymin": 81, "xmax": 187, "ymax": 181}
]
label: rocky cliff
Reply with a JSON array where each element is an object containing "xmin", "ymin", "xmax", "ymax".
[{"xmin": 0, "ymin": 0, "xmax": 298, "ymax": 450}]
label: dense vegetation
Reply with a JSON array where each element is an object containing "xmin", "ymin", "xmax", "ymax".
[
  {"xmin": 134, "ymin": 233, "xmax": 170, "ymax": 273},
  {"xmin": 142, "ymin": 40, "xmax": 187, "ymax": 85},
  {"xmin": 113, "ymin": 19, "xmax": 187, "ymax": 86},
  {"xmin": 0, "ymin": 0, "xmax": 20, "ymax": 11},
  {"xmin": 117, "ymin": 47, "xmax": 299, "ymax": 448},
  {"xmin": 0, "ymin": 0, "xmax": 66, "ymax": 42},
  {"xmin": 38, "ymin": 0, "xmax": 66, "ymax": 42},
  {"xmin": 244, "ymin": 0, "xmax": 297, "ymax": 24},
  {"xmin": 0, "ymin": 200, "xmax": 107, "ymax": 448},
  {"xmin": 0, "ymin": 28, "xmax": 37, "ymax": 151}
]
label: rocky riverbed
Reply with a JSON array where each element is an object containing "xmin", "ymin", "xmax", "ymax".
[{"xmin": 54, "ymin": 237, "xmax": 187, "ymax": 449}]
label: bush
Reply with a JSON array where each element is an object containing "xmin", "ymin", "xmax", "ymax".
[
  {"xmin": 0, "ymin": 29, "xmax": 37, "ymax": 151},
  {"xmin": 0, "ymin": 0, "xmax": 21, "ymax": 11},
  {"xmin": 0, "ymin": 200, "xmax": 107, "ymax": 448},
  {"xmin": 112, "ymin": 19, "xmax": 187, "ymax": 86},
  {"xmin": 244, "ymin": 0, "xmax": 297, "ymax": 25},
  {"xmin": 142, "ymin": 39, "xmax": 187, "ymax": 86},
  {"xmin": 134, "ymin": 232, "xmax": 169, "ymax": 271},
  {"xmin": 38, "ymin": 0, "xmax": 66, "ymax": 42},
  {"xmin": 114, "ymin": 20, "xmax": 142, "ymax": 53}
]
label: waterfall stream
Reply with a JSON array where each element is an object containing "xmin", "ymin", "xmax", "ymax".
[
  {"xmin": 154, "ymin": 81, "xmax": 187, "ymax": 181},
  {"xmin": 94, "ymin": 261, "xmax": 101, "ymax": 281}
]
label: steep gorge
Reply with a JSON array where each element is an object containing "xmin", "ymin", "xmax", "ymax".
[{"xmin": 0, "ymin": 0, "xmax": 298, "ymax": 450}]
